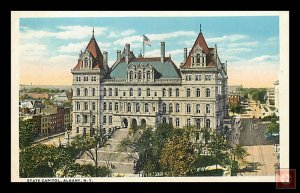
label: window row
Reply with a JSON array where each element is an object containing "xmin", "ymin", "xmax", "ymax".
[
  {"xmin": 103, "ymin": 102, "xmax": 150, "ymax": 113},
  {"xmin": 129, "ymin": 70, "xmax": 152, "ymax": 80},
  {"xmin": 161, "ymin": 117, "xmax": 211, "ymax": 128},
  {"xmin": 162, "ymin": 103, "xmax": 211, "ymax": 114},
  {"xmin": 103, "ymin": 116, "xmax": 113, "ymax": 125},
  {"xmin": 75, "ymin": 76, "xmax": 97, "ymax": 82},
  {"xmin": 75, "ymin": 114, "xmax": 96, "ymax": 124},
  {"xmin": 102, "ymin": 87, "xmax": 211, "ymax": 98},
  {"xmin": 76, "ymin": 88, "xmax": 96, "ymax": 96},
  {"xmin": 76, "ymin": 102, "xmax": 97, "ymax": 111},
  {"xmin": 185, "ymin": 74, "xmax": 212, "ymax": 81}
]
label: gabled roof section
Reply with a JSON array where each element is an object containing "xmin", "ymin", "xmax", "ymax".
[
  {"xmin": 109, "ymin": 57, "xmax": 181, "ymax": 79},
  {"xmin": 182, "ymin": 32, "xmax": 215, "ymax": 68},
  {"xmin": 86, "ymin": 37, "xmax": 103, "ymax": 59}
]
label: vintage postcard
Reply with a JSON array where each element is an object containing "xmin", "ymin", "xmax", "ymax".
[{"xmin": 11, "ymin": 11, "xmax": 289, "ymax": 183}]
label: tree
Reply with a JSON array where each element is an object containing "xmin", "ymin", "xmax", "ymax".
[
  {"xmin": 19, "ymin": 118, "xmax": 37, "ymax": 149},
  {"xmin": 159, "ymin": 135, "xmax": 196, "ymax": 176},
  {"xmin": 230, "ymin": 145, "xmax": 248, "ymax": 174},
  {"xmin": 70, "ymin": 133, "xmax": 108, "ymax": 177},
  {"xmin": 19, "ymin": 144, "xmax": 73, "ymax": 177},
  {"xmin": 207, "ymin": 131, "xmax": 231, "ymax": 169},
  {"xmin": 265, "ymin": 119, "xmax": 279, "ymax": 139}
]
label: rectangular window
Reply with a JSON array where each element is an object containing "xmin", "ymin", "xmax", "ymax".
[
  {"xmin": 109, "ymin": 116, "xmax": 112, "ymax": 125},
  {"xmin": 176, "ymin": 118, "xmax": 180, "ymax": 127},
  {"xmin": 103, "ymin": 116, "xmax": 106, "ymax": 125},
  {"xmin": 205, "ymin": 75, "xmax": 211, "ymax": 81},
  {"xmin": 195, "ymin": 74, "xmax": 201, "ymax": 81},
  {"xmin": 185, "ymin": 75, "xmax": 192, "ymax": 81}
]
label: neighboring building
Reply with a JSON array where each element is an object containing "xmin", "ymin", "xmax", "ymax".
[
  {"xmin": 26, "ymin": 92, "xmax": 50, "ymax": 99},
  {"xmin": 40, "ymin": 114, "xmax": 51, "ymax": 137},
  {"xmin": 228, "ymin": 85, "xmax": 242, "ymax": 95},
  {"xmin": 274, "ymin": 80, "xmax": 279, "ymax": 112},
  {"xmin": 266, "ymin": 88, "xmax": 275, "ymax": 107},
  {"xmin": 64, "ymin": 107, "xmax": 71, "ymax": 130},
  {"xmin": 71, "ymin": 30, "xmax": 228, "ymax": 138},
  {"xmin": 228, "ymin": 95, "xmax": 241, "ymax": 106},
  {"xmin": 52, "ymin": 91, "xmax": 69, "ymax": 103}
]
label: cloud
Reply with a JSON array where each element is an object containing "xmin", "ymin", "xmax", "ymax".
[
  {"xmin": 249, "ymin": 55, "xmax": 279, "ymax": 63},
  {"xmin": 113, "ymin": 35, "xmax": 142, "ymax": 47},
  {"xmin": 20, "ymin": 43, "xmax": 47, "ymax": 57},
  {"xmin": 108, "ymin": 31, "xmax": 119, "ymax": 38},
  {"xmin": 147, "ymin": 31, "xmax": 196, "ymax": 41},
  {"xmin": 227, "ymin": 41, "xmax": 258, "ymax": 48},
  {"xmin": 58, "ymin": 42, "xmax": 87, "ymax": 53},
  {"xmin": 121, "ymin": 29, "xmax": 136, "ymax": 36},
  {"xmin": 20, "ymin": 25, "xmax": 108, "ymax": 40},
  {"xmin": 207, "ymin": 34, "xmax": 248, "ymax": 43}
]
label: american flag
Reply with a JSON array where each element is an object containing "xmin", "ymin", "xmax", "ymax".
[{"xmin": 143, "ymin": 35, "xmax": 151, "ymax": 46}]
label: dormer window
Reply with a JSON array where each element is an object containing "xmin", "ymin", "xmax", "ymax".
[
  {"xmin": 84, "ymin": 58, "xmax": 88, "ymax": 68},
  {"xmin": 196, "ymin": 53, "xmax": 201, "ymax": 64}
]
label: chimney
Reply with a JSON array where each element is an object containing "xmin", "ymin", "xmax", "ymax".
[
  {"xmin": 161, "ymin": 42, "xmax": 165, "ymax": 63},
  {"xmin": 103, "ymin": 51, "xmax": 108, "ymax": 67},
  {"xmin": 184, "ymin": 48, "xmax": 187, "ymax": 62},
  {"xmin": 117, "ymin": 50, "xmax": 121, "ymax": 61},
  {"xmin": 125, "ymin": 43, "xmax": 130, "ymax": 64}
]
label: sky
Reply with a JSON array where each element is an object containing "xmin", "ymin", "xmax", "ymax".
[{"xmin": 19, "ymin": 16, "xmax": 279, "ymax": 87}]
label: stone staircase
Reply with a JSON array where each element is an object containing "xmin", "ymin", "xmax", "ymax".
[{"xmin": 78, "ymin": 128, "xmax": 135, "ymax": 175}]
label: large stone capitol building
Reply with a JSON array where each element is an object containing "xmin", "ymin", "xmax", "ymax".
[{"xmin": 71, "ymin": 29, "xmax": 228, "ymax": 139}]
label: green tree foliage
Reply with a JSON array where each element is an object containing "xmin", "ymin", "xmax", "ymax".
[
  {"xmin": 19, "ymin": 144, "xmax": 73, "ymax": 177},
  {"xmin": 159, "ymin": 135, "xmax": 195, "ymax": 176},
  {"xmin": 265, "ymin": 119, "xmax": 280, "ymax": 135},
  {"xmin": 70, "ymin": 134, "xmax": 109, "ymax": 177},
  {"xmin": 19, "ymin": 118, "xmax": 37, "ymax": 149}
]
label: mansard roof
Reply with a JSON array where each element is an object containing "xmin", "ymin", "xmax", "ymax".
[
  {"xmin": 182, "ymin": 32, "xmax": 216, "ymax": 68},
  {"xmin": 110, "ymin": 57, "xmax": 181, "ymax": 79}
]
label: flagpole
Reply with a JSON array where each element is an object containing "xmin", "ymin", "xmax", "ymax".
[{"xmin": 143, "ymin": 35, "xmax": 145, "ymax": 58}]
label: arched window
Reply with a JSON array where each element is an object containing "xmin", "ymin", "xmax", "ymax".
[
  {"xmin": 187, "ymin": 118, "xmax": 191, "ymax": 126},
  {"xmin": 197, "ymin": 53, "xmax": 201, "ymax": 63},
  {"xmin": 103, "ymin": 116, "xmax": 106, "ymax": 125},
  {"xmin": 162, "ymin": 117, "xmax": 167, "ymax": 124},
  {"xmin": 186, "ymin": 88, "xmax": 191, "ymax": 97},
  {"xmin": 138, "ymin": 88, "xmax": 142, "ymax": 96},
  {"xmin": 85, "ymin": 88, "xmax": 88, "ymax": 96},
  {"xmin": 127, "ymin": 103, "xmax": 132, "ymax": 112},
  {"xmin": 206, "ymin": 119, "xmax": 211, "ymax": 128},
  {"xmin": 147, "ymin": 71, "xmax": 151, "ymax": 79},
  {"xmin": 92, "ymin": 88, "xmax": 95, "ymax": 96},
  {"xmin": 109, "ymin": 88, "xmax": 112, "ymax": 96},
  {"xmin": 136, "ymin": 103, "xmax": 140, "ymax": 112},
  {"xmin": 169, "ymin": 103, "xmax": 173, "ymax": 113},
  {"xmin": 109, "ymin": 102, "xmax": 112, "ymax": 111},
  {"xmin": 115, "ymin": 102, "xmax": 118, "ymax": 111},
  {"xmin": 169, "ymin": 118, "xmax": 173, "ymax": 125},
  {"xmin": 196, "ymin": 104, "xmax": 200, "ymax": 113},
  {"xmin": 196, "ymin": 88, "xmax": 201, "ymax": 97},
  {"xmin": 206, "ymin": 88, "xmax": 211, "ymax": 97},
  {"xmin": 186, "ymin": 104, "xmax": 191, "ymax": 114},
  {"xmin": 206, "ymin": 104, "xmax": 210, "ymax": 114},
  {"xmin": 115, "ymin": 88, "xmax": 118, "ymax": 96},
  {"xmin": 138, "ymin": 71, "xmax": 142, "ymax": 79},
  {"xmin": 145, "ymin": 103, "xmax": 149, "ymax": 112},
  {"xmin": 103, "ymin": 102, "xmax": 107, "ymax": 111},
  {"xmin": 176, "ymin": 88, "xmax": 180, "ymax": 97},
  {"xmin": 147, "ymin": 88, "xmax": 150, "ymax": 96},
  {"xmin": 83, "ymin": 128, "xmax": 86, "ymax": 138},
  {"xmin": 130, "ymin": 88, "xmax": 133, "ymax": 96},
  {"xmin": 162, "ymin": 103, "xmax": 167, "ymax": 113},
  {"xmin": 162, "ymin": 88, "xmax": 166, "ymax": 97},
  {"xmin": 84, "ymin": 102, "xmax": 88, "ymax": 110},
  {"xmin": 76, "ymin": 102, "xmax": 80, "ymax": 110},
  {"xmin": 84, "ymin": 58, "xmax": 88, "ymax": 68},
  {"xmin": 76, "ymin": 114, "xmax": 80, "ymax": 123},
  {"xmin": 176, "ymin": 118, "xmax": 180, "ymax": 127},
  {"xmin": 169, "ymin": 88, "xmax": 172, "ymax": 97},
  {"xmin": 103, "ymin": 88, "xmax": 106, "ymax": 96},
  {"xmin": 129, "ymin": 71, "xmax": 133, "ymax": 80},
  {"xmin": 176, "ymin": 103, "xmax": 180, "ymax": 112},
  {"xmin": 77, "ymin": 88, "xmax": 80, "ymax": 96},
  {"xmin": 92, "ymin": 115, "xmax": 96, "ymax": 124},
  {"xmin": 92, "ymin": 102, "xmax": 96, "ymax": 110},
  {"xmin": 76, "ymin": 127, "xmax": 79, "ymax": 133}
]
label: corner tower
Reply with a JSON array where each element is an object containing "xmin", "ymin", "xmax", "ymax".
[{"xmin": 71, "ymin": 29, "xmax": 109, "ymax": 137}]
